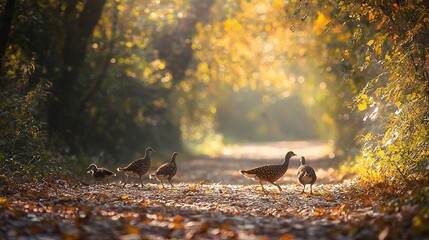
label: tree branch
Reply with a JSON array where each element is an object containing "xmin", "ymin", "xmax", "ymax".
[{"xmin": 79, "ymin": 1, "xmax": 119, "ymax": 110}]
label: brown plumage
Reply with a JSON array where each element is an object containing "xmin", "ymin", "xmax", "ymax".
[
  {"xmin": 296, "ymin": 156, "xmax": 317, "ymax": 194},
  {"xmin": 239, "ymin": 151, "xmax": 297, "ymax": 192},
  {"xmin": 117, "ymin": 147, "xmax": 154, "ymax": 188},
  {"xmin": 86, "ymin": 164, "xmax": 116, "ymax": 184},
  {"xmin": 149, "ymin": 152, "xmax": 178, "ymax": 188}
]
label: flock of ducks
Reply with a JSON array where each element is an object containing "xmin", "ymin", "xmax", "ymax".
[{"xmin": 86, "ymin": 147, "xmax": 317, "ymax": 194}]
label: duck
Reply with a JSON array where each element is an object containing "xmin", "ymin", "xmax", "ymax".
[{"xmin": 239, "ymin": 151, "xmax": 297, "ymax": 192}]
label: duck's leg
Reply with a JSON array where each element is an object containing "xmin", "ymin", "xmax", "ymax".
[
  {"xmin": 259, "ymin": 180, "xmax": 266, "ymax": 192},
  {"xmin": 168, "ymin": 179, "xmax": 174, "ymax": 188},
  {"xmin": 271, "ymin": 182, "xmax": 282, "ymax": 192},
  {"xmin": 122, "ymin": 175, "xmax": 128, "ymax": 188},
  {"xmin": 301, "ymin": 184, "xmax": 305, "ymax": 194},
  {"xmin": 139, "ymin": 175, "xmax": 144, "ymax": 187},
  {"xmin": 310, "ymin": 184, "xmax": 313, "ymax": 194}
]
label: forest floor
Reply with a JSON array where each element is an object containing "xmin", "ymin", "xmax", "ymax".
[{"xmin": 1, "ymin": 141, "xmax": 428, "ymax": 239}]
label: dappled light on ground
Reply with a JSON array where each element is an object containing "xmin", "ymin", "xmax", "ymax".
[
  {"xmin": 2, "ymin": 178, "xmax": 425, "ymax": 239},
  {"xmin": 1, "ymin": 141, "xmax": 427, "ymax": 239},
  {"xmin": 178, "ymin": 140, "xmax": 338, "ymax": 185},
  {"xmin": 0, "ymin": 180, "xmax": 358, "ymax": 239},
  {"xmin": 221, "ymin": 140, "xmax": 332, "ymax": 160}
]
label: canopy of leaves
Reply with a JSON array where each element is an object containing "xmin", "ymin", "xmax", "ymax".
[{"xmin": 0, "ymin": 0, "xmax": 428, "ymax": 185}]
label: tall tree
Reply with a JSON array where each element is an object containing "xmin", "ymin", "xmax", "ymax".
[
  {"xmin": 153, "ymin": 0, "xmax": 216, "ymax": 150},
  {"xmin": 0, "ymin": 0, "xmax": 16, "ymax": 77},
  {"xmin": 49, "ymin": 0, "xmax": 107, "ymax": 139},
  {"xmin": 155, "ymin": 0, "xmax": 215, "ymax": 83}
]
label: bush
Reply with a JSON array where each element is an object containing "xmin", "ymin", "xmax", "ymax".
[{"xmin": 0, "ymin": 64, "xmax": 64, "ymax": 183}]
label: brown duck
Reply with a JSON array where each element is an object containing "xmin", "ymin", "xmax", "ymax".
[
  {"xmin": 296, "ymin": 156, "xmax": 317, "ymax": 194},
  {"xmin": 117, "ymin": 147, "xmax": 154, "ymax": 187},
  {"xmin": 239, "ymin": 151, "xmax": 297, "ymax": 192},
  {"xmin": 149, "ymin": 152, "xmax": 178, "ymax": 188}
]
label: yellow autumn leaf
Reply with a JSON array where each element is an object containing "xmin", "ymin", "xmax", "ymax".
[
  {"xmin": 344, "ymin": 50, "xmax": 350, "ymax": 58},
  {"xmin": 385, "ymin": 54, "xmax": 391, "ymax": 61},
  {"xmin": 223, "ymin": 19, "xmax": 242, "ymax": 32},
  {"xmin": 125, "ymin": 42, "xmax": 133, "ymax": 48},
  {"xmin": 376, "ymin": 150, "xmax": 385, "ymax": 157},
  {"xmin": 120, "ymin": 195, "xmax": 129, "ymax": 200},
  {"xmin": 375, "ymin": 44, "xmax": 382, "ymax": 55},
  {"xmin": 358, "ymin": 102, "xmax": 367, "ymax": 111},
  {"xmin": 367, "ymin": 39, "xmax": 374, "ymax": 46},
  {"xmin": 117, "ymin": 4, "xmax": 125, "ymax": 12},
  {"xmin": 158, "ymin": 61, "xmax": 165, "ymax": 70},
  {"xmin": 313, "ymin": 12, "xmax": 330, "ymax": 34}
]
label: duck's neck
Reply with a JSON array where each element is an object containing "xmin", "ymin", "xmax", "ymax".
[
  {"xmin": 282, "ymin": 156, "xmax": 291, "ymax": 168},
  {"xmin": 170, "ymin": 155, "xmax": 177, "ymax": 164}
]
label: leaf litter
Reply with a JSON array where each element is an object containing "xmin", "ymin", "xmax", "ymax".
[{"xmin": 1, "ymin": 145, "xmax": 428, "ymax": 239}]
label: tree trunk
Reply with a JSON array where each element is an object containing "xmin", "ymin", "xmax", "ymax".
[
  {"xmin": 49, "ymin": 0, "xmax": 106, "ymax": 139},
  {"xmin": 154, "ymin": 0, "xmax": 215, "ymax": 151},
  {"xmin": 0, "ymin": 0, "xmax": 16, "ymax": 77},
  {"xmin": 155, "ymin": 0, "xmax": 215, "ymax": 83}
]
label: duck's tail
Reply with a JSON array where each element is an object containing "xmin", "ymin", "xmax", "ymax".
[{"xmin": 239, "ymin": 169, "xmax": 256, "ymax": 179}]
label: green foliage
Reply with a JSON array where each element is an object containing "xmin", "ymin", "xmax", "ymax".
[
  {"xmin": 0, "ymin": 64, "xmax": 63, "ymax": 182},
  {"xmin": 178, "ymin": 0, "xmax": 323, "ymax": 152},
  {"xmin": 1, "ymin": 0, "xmax": 427, "ymax": 185},
  {"xmin": 280, "ymin": 0, "xmax": 429, "ymax": 183},
  {"xmin": 338, "ymin": 1, "xmax": 429, "ymax": 182}
]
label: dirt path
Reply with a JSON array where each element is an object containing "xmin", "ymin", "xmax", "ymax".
[
  {"xmin": 1, "ymin": 141, "xmax": 418, "ymax": 239},
  {"xmin": 178, "ymin": 140, "xmax": 338, "ymax": 185}
]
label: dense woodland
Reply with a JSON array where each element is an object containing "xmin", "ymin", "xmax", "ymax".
[
  {"xmin": 1, "ymin": 0, "xmax": 427, "ymax": 183},
  {"xmin": 0, "ymin": 0, "xmax": 428, "ymax": 238}
]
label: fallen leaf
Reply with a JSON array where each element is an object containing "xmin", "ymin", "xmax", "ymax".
[
  {"xmin": 0, "ymin": 197, "xmax": 7, "ymax": 203},
  {"xmin": 173, "ymin": 215, "xmax": 184, "ymax": 223},
  {"xmin": 325, "ymin": 195, "xmax": 335, "ymax": 202}
]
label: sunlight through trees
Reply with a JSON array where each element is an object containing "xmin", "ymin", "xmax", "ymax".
[{"xmin": 0, "ymin": 0, "xmax": 428, "ymax": 184}]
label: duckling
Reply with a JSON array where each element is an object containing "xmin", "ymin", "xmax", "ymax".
[
  {"xmin": 296, "ymin": 156, "xmax": 317, "ymax": 194},
  {"xmin": 86, "ymin": 164, "xmax": 116, "ymax": 184}
]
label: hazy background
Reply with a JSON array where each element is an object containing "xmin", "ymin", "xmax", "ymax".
[{"xmin": 1, "ymin": 0, "xmax": 427, "ymax": 182}]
